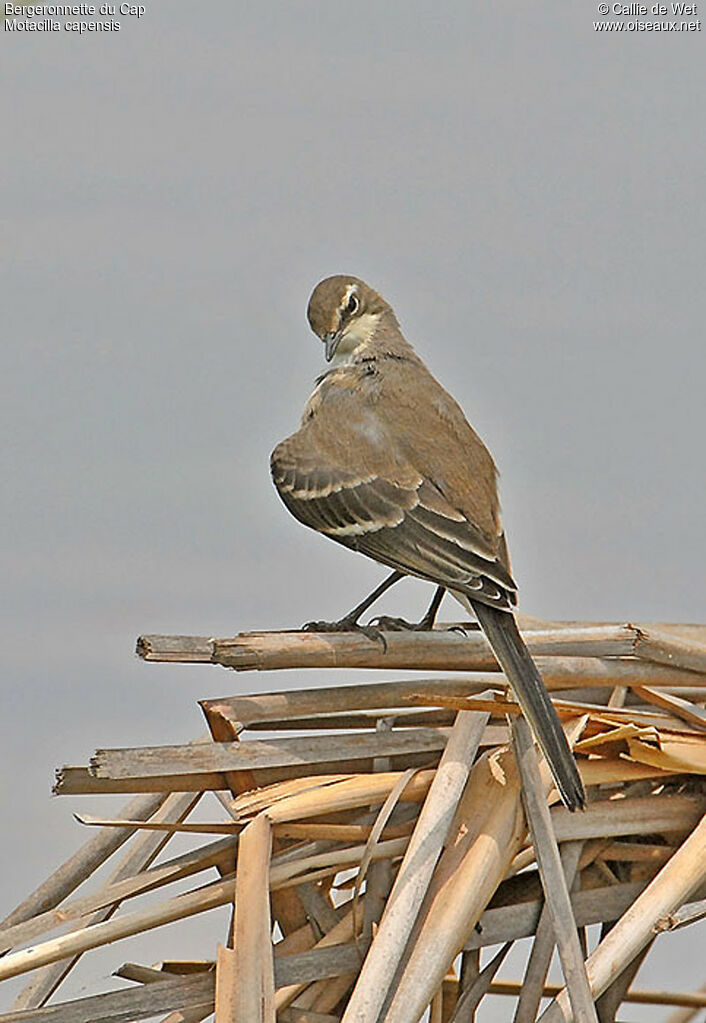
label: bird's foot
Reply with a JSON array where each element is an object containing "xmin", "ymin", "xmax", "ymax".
[
  {"xmin": 302, "ymin": 617, "xmax": 388, "ymax": 650},
  {"xmin": 369, "ymin": 615, "xmax": 479, "ymax": 635},
  {"xmin": 369, "ymin": 614, "xmax": 432, "ymax": 632},
  {"xmin": 448, "ymin": 623, "xmax": 481, "ymax": 635}
]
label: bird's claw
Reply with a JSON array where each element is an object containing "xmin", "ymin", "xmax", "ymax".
[
  {"xmin": 370, "ymin": 615, "xmax": 476, "ymax": 635},
  {"xmin": 301, "ymin": 618, "xmax": 388, "ymax": 651},
  {"xmin": 369, "ymin": 614, "xmax": 425, "ymax": 632}
]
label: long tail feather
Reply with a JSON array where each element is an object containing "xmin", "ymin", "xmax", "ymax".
[{"xmin": 469, "ymin": 600, "xmax": 586, "ymax": 811}]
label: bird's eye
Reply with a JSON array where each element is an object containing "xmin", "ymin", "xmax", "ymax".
[{"xmin": 346, "ymin": 293, "xmax": 359, "ymax": 315}]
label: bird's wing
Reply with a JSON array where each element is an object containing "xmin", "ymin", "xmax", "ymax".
[{"xmin": 271, "ymin": 371, "xmax": 517, "ymax": 610}]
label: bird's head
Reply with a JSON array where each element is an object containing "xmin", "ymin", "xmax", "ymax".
[{"xmin": 307, "ymin": 275, "xmax": 394, "ymax": 364}]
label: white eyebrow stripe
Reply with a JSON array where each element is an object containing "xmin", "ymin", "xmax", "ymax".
[{"xmin": 340, "ymin": 283, "xmax": 359, "ymax": 312}]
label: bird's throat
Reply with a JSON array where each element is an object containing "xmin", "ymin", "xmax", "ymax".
[{"xmin": 329, "ymin": 312, "xmax": 382, "ymax": 366}]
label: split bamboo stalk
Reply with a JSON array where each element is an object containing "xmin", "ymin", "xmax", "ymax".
[
  {"xmin": 234, "ymin": 756, "xmax": 681, "ymax": 832},
  {"xmin": 215, "ymin": 946, "xmax": 237, "ymax": 1022},
  {"xmin": 55, "ymin": 754, "xmax": 442, "ymax": 795},
  {"xmin": 53, "ymin": 766, "xmax": 226, "ymax": 795},
  {"xmin": 512, "ymin": 841, "xmax": 583, "ymax": 1023},
  {"xmin": 226, "ymin": 814, "xmax": 274, "ymax": 1023},
  {"xmin": 48, "ymin": 724, "xmax": 688, "ymax": 800},
  {"xmin": 74, "ymin": 814, "xmax": 241, "ymax": 835},
  {"xmin": 0, "ymin": 876, "xmax": 239, "ymax": 984},
  {"xmin": 285, "ymin": 666, "xmax": 691, "ymax": 709},
  {"xmin": 341, "ymin": 709, "xmax": 490, "ymax": 1023},
  {"xmin": 511, "ymin": 718, "xmax": 596, "ymax": 1023},
  {"xmin": 224, "ymin": 774, "xmax": 354, "ymax": 815},
  {"xmin": 245, "ymin": 708, "xmax": 459, "ymax": 730},
  {"xmin": 116, "ymin": 962, "xmax": 183, "ymax": 983},
  {"xmin": 200, "ymin": 666, "xmax": 702, "ymax": 732},
  {"xmin": 539, "ymin": 810, "xmax": 706, "ymax": 1022},
  {"xmin": 138, "ymin": 622, "xmax": 706, "ymax": 670},
  {"xmin": 413, "ymin": 692, "xmax": 691, "ymax": 732},
  {"xmin": 276, "ymin": 820, "xmax": 414, "ymax": 843},
  {"xmin": 202, "ymin": 679, "xmax": 499, "ymax": 729},
  {"xmin": 242, "ymin": 770, "xmax": 437, "ymax": 823},
  {"xmin": 631, "ymin": 627, "xmax": 706, "ymax": 674},
  {"xmin": 89, "ymin": 728, "xmax": 451, "ymax": 779}
]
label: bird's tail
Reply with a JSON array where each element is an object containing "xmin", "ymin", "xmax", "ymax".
[{"xmin": 468, "ymin": 599, "xmax": 586, "ymax": 811}]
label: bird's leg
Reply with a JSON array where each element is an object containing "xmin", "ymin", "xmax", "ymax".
[
  {"xmin": 372, "ymin": 586, "xmax": 481, "ymax": 634},
  {"xmin": 371, "ymin": 585, "xmax": 446, "ymax": 632},
  {"xmin": 302, "ymin": 570, "xmax": 404, "ymax": 645}
]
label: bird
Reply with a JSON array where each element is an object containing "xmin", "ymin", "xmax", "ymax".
[{"xmin": 270, "ymin": 275, "xmax": 585, "ymax": 811}]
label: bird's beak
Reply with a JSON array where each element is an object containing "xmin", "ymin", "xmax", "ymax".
[{"xmin": 323, "ymin": 330, "xmax": 342, "ymax": 362}]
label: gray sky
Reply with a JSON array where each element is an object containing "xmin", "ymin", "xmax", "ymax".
[{"xmin": 2, "ymin": 2, "xmax": 705, "ymax": 1016}]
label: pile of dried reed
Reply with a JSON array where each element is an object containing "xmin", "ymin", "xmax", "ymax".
[{"xmin": 1, "ymin": 618, "xmax": 705, "ymax": 1023}]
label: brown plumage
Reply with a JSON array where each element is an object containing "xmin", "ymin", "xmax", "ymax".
[{"xmin": 271, "ymin": 275, "xmax": 585, "ymax": 810}]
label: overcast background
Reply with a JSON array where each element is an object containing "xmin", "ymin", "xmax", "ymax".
[{"xmin": 2, "ymin": 2, "xmax": 705, "ymax": 1017}]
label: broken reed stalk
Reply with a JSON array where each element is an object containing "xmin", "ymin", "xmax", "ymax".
[
  {"xmin": 89, "ymin": 728, "xmax": 452, "ymax": 779},
  {"xmin": 50, "ymin": 745, "xmax": 685, "ymax": 797},
  {"xmin": 511, "ymin": 717, "xmax": 597, "ymax": 1023},
  {"xmin": 137, "ymin": 621, "xmax": 706, "ymax": 673},
  {"xmin": 228, "ymin": 815, "xmax": 274, "ymax": 1023},
  {"xmin": 513, "ymin": 841, "xmax": 584, "ymax": 1023}
]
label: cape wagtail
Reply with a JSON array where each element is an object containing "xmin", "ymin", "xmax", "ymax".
[{"xmin": 271, "ymin": 275, "xmax": 585, "ymax": 811}]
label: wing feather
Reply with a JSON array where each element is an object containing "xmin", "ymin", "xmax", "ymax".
[{"xmin": 272, "ymin": 452, "xmax": 516, "ymax": 608}]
